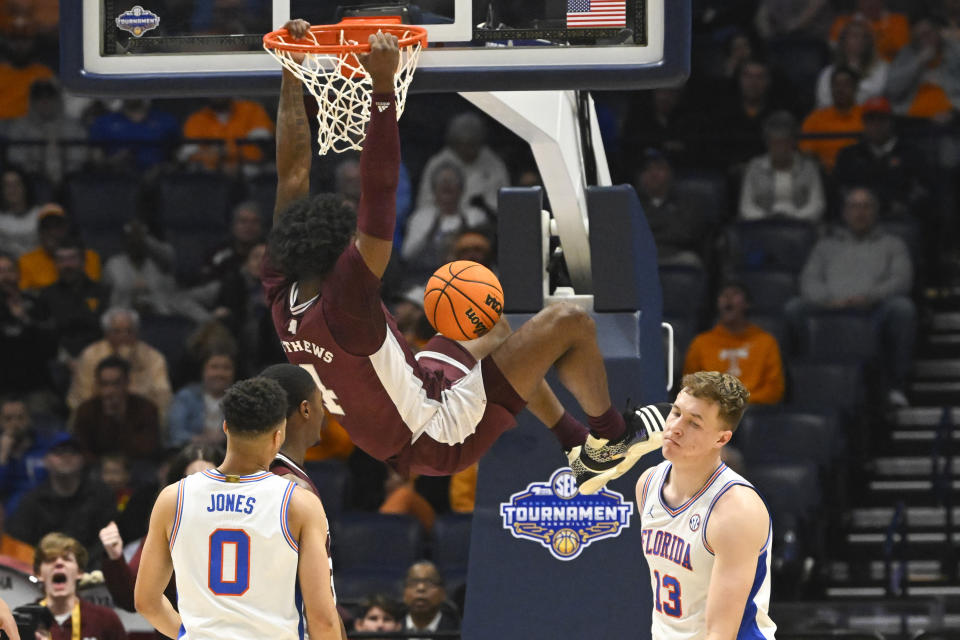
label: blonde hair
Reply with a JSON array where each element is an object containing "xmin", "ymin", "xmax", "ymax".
[
  {"xmin": 34, "ymin": 532, "xmax": 88, "ymax": 574},
  {"xmin": 680, "ymin": 371, "xmax": 750, "ymax": 431}
]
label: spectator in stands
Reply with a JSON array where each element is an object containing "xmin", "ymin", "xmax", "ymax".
[
  {"xmin": 0, "ymin": 28, "xmax": 53, "ymax": 121},
  {"xmin": 180, "ymin": 97, "xmax": 274, "ymax": 174},
  {"xmin": 834, "ymin": 96, "xmax": 931, "ymax": 219},
  {"xmin": 944, "ymin": 0, "xmax": 960, "ymax": 42},
  {"xmin": 34, "ymin": 533, "xmax": 127, "ymax": 640},
  {"xmin": 179, "ymin": 320, "xmax": 240, "ymax": 385},
  {"xmin": 787, "ymin": 187, "xmax": 915, "ymax": 406},
  {"xmin": 18, "ymin": 205, "xmax": 102, "ymax": 290},
  {"xmin": 335, "ymin": 155, "xmax": 414, "ymax": 247},
  {"xmin": 447, "ymin": 225, "xmax": 495, "ymax": 267},
  {"xmin": 416, "ymin": 112, "xmax": 509, "ymax": 215},
  {"xmin": 5, "ymin": 79, "xmax": 87, "ymax": 185},
  {"xmin": 800, "ymin": 66, "xmax": 864, "ymax": 171},
  {"xmin": 739, "ymin": 111, "xmax": 826, "ymax": 222},
  {"xmin": 72, "ymin": 356, "xmax": 161, "ymax": 462},
  {"xmin": 0, "ymin": 252, "xmax": 55, "ymax": 394},
  {"xmin": 333, "ymin": 155, "xmax": 362, "ymax": 209},
  {"xmin": 201, "ymin": 201, "xmax": 264, "ymax": 282},
  {"xmin": 166, "ymin": 350, "xmax": 235, "ymax": 448},
  {"xmin": 886, "ymin": 14, "xmax": 960, "ymax": 121},
  {"xmin": 353, "ymin": 594, "xmax": 403, "ymax": 637},
  {"xmin": 0, "ymin": 167, "xmax": 41, "ymax": 257},
  {"xmin": 402, "ymin": 561, "xmax": 459, "ymax": 638},
  {"xmin": 721, "ymin": 32, "xmax": 756, "ymax": 81},
  {"xmin": 388, "ymin": 286, "xmax": 427, "ymax": 353},
  {"xmin": 380, "ymin": 468, "xmax": 436, "ymax": 532},
  {"xmin": 633, "ymin": 149, "xmax": 710, "ymax": 266},
  {"xmin": 7, "ymin": 434, "xmax": 114, "ymax": 550},
  {"xmin": 103, "ymin": 219, "xmax": 176, "ymax": 313},
  {"xmin": 711, "ymin": 58, "xmax": 784, "ymax": 171},
  {"xmin": 755, "ymin": 0, "xmax": 833, "ymax": 41},
  {"xmin": 816, "ymin": 17, "xmax": 889, "ymax": 108},
  {"xmin": 0, "ymin": 397, "xmax": 64, "ymax": 515},
  {"xmin": 449, "ymin": 463, "xmax": 477, "ymax": 513},
  {"xmin": 830, "ymin": 0, "xmax": 910, "ymax": 62},
  {"xmin": 35, "ymin": 237, "xmax": 107, "ymax": 358},
  {"xmin": 402, "ymin": 162, "xmax": 490, "ymax": 280},
  {"xmin": 683, "ymin": 282, "xmax": 786, "ymax": 405},
  {"xmin": 620, "ymin": 87, "xmax": 698, "ymax": 175},
  {"xmin": 99, "ymin": 454, "xmax": 133, "ymax": 514},
  {"xmin": 99, "ymin": 444, "xmax": 220, "ymax": 612},
  {"xmin": 1, "ymin": 0, "xmax": 60, "ymax": 41},
  {"xmin": 88, "ymin": 99, "xmax": 179, "ymax": 171},
  {"xmin": 212, "ymin": 243, "xmax": 273, "ymax": 374},
  {"xmin": 67, "ymin": 308, "xmax": 172, "ymax": 414}
]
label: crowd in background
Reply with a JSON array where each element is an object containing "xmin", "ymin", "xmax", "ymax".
[{"xmin": 1, "ymin": 0, "xmax": 959, "ymax": 634}]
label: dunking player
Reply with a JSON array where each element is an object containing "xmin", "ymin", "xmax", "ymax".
[
  {"xmin": 263, "ymin": 19, "xmax": 664, "ymax": 493},
  {"xmin": 135, "ymin": 378, "xmax": 341, "ymax": 640},
  {"xmin": 635, "ymin": 372, "xmax": 776, "ymax": 639}
]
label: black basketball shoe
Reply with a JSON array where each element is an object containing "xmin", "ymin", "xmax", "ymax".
[{"xmin": 571, "ymin": 403, "xmax": 668, "ymax": 494}]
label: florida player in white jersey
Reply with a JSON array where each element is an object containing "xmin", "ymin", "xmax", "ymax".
[
  {"xmin": 134, "ymin": 377, "xmax": 342, "ymax": 640},
  {"xmin": 264, "ymin": 19, "xmax": 664, "ymax": 495},
  {"xmin": 636, "ymin": 372, "xmax": 776, "ymax": 640}
]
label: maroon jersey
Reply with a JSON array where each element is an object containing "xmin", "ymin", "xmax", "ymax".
[
  {"xmin": 264, "ymin": 95, "xmax": 524, "ymax": 476},
  {"xmin": 270, "ymin": 452, "xmax": 319, "ymax": 495},
  {"xmin": 269, "ymin": 453, "xmax": 336, "ymax": 604},
  {"xmin": 262, "ymin": 244, "xmax": 482, "ymax": 470}
]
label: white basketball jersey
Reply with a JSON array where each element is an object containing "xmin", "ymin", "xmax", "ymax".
[
  {"xmin": 638, "ymin": 461, "xmax": 776, "ymax": 640},
  {"xmin": 170, "ymin": 469, "xmax": 303, "ymax": 640}
]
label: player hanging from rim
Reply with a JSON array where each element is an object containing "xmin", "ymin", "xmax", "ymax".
[
  {"xmin": 636, "ymin": 371, "xmax": 775, "ymax": 640},
  {"xmin": 135, "ymin": 377, "xmax": 342, "ymax": 640},
  {"xmin": 263, "ymin": 19, "xmax": 665, "ymax": 493}
]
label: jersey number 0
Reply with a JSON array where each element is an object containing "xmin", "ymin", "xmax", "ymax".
[{"xmin": 209, "ymin": 529, "xmax": 250, "ymax": 596}]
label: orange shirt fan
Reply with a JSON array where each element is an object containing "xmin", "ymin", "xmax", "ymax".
[{"xmin": 263, "ymin": 18, "xmax": 427, "ymax": 155}]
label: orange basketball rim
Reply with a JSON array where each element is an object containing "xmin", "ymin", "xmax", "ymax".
[{"xmin": 263, "ymin": 18, "xmax": 428, "ymax": 155}]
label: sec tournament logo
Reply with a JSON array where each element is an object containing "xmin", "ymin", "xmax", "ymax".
[
  {"xmin": 500, "ymin": 468, "xmax": 633, "ymax": 561},
  {"xmin": 116, "ymin": 6, "xmax": 160, "ymax": 37}
]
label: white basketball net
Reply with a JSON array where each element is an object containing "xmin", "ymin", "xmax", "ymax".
[{"xmin": 264, "ymin": 28, "xmax": 423, "ymax": 155}]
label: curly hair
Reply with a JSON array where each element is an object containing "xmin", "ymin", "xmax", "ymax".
[
  {"xmin": 268, "ymin": 194, "xmax": 357, "ymax": 281},
  {"xmin": 680, "ymin": 371, "xmax": 750, "ymax": 432},
  {"xmin": 221, "ymin": 377, "xmax": 288, "ymax": 436}
]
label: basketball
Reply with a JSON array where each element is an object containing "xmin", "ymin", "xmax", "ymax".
[
  {"xmin": 552, "ymin": 528, "xmax": 580, "ymax": 557},
  {"xmin": 423, "ymin": 261, "xmax": 504, "ymax": 341}
]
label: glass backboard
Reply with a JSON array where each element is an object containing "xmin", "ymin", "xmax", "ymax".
[{"xmin": 61, "ymin": 0, "xmax": 689, "ymax": 96}]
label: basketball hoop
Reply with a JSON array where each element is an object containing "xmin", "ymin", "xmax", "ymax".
[{"xmin": 263, "ymin": 19, "xmax": 427, "ymax": 155}]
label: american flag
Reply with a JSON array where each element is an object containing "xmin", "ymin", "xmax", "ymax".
[{"xmin": 566, "ymin": 0, "xmax": 626, "ymax": 28}]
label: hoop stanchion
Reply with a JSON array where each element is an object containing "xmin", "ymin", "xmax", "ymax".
[{"xmin": 263, "ymin": 20, "xmax": 427, "ymax": 155}]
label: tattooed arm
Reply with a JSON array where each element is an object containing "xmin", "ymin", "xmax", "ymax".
[{"xmin": 274, "ymin": 19, "xmax": 312, "ymax": 222}]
